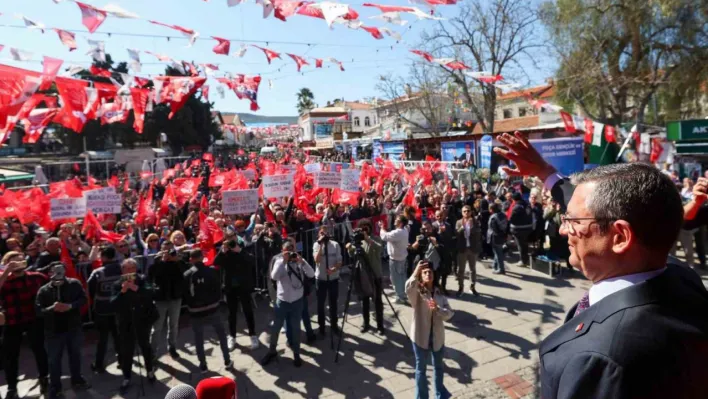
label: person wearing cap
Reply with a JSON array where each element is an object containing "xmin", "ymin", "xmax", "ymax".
[
  {"xmin": 111, "ymin": 258, "xmax": 157, "ymax": 394},
  {"xmin": 214, "ymin": 235, "xmax": 259, "ymax": 351},
  {"xmin": 87, "ymin": 246, "xmax": 123, "ymax": 373},
  {"xmin": 407, "ymin": 260, "xmax": 455, "ymax": 399},
  {"xmin": 0, "ymin": 251, "xmax": 50, "ymax": 399},
  {"xmin": 36, "ymin": 262, "xmax": 91, "ymax": 399},
  {"xmin": 261, "ymin": 242, "xmax": 315, "ymax": 368},
  {"xmin": 184, "ymin": 249, "xmax": 233, "ymax": 373}
]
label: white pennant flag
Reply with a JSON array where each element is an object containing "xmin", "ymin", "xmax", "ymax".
[
  {"xmin": 18, "ymin": 15, "xmax": 46, "ymax": 33},
  {"xmin": 320, "ymin": 2, "xmax": 350, "ymax": 27},
  {"xmin": 227, "ymin": 0, "xmax": 244, "ymax": 5},
  {"xmin": 256, "ymin": 0, "xmax": 274, "ymax": 18},
  {"xmin": 10, "ymin": 48, "xmax": 33, "ymax": 61},
  {"xmin": 101, "ymin": 4, "xmax": 140, "ymax": 19},
  {"xmin": 370, "ymin": 12, "xmax": 407, "ymax": 26},
  {"xmin": 410, "ymin": 7, "xmax": 443, "ymax": 20},
  {"xmin": 592, "ymin": 122, "xmax": 604, "ymax": 147},
  {"xmin": 127, "ymin": 48, "xmax": 140, "ymax": 63},
  {"xmin": 87, "ymin": 40, "xmax": 106, "ymax": 62},
  {"xmin": 129, "ymin": 61, "xmax": 141, "ymax": 73},
  {"xmin": 153, "ymin": 80, "xmax": 164, "ymax": 104},
  {"xmin": 65, "ymin": 64, "xmax": 85, "ymax": 76},
  {"xmin": 379, "ymin": 27, "xmax": 402, "ymax": 41},
  {"xmin": 216, "ymin": 85, "xmax": 225, "ymax": 99},
  {"xmin": 234, "ymin": 45, "xmax": 248, "ymax": 58}
]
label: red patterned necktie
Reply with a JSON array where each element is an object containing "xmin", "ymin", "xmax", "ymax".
[{"xmin": 573, "ymin": 291, "xmax": 590, "ymax": 318}]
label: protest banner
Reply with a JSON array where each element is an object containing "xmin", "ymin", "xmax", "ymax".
[
  {"xmin": 315, "ymin": 171, "xmax": 341, "ymax": 189},
  {"xmin": 241, "ymin": 169, "xmax": 256, "ymax": 181},
  {"xmin": 304, "ymin": 163, "xmax": 322, "ymax": 174},
  {"xmin": 340, "ymin": 169, "xmax": 360, "ymax": 192},
  {"xmin": 50, "ymin": 197, "xmax": 87, "ymax": 220},
  {"xmin": 222, "ymin": 189, "xmax": 259, "ymax": 215},
  {"xmin": 262, "ymin": 174, "xmax": 294, "ymax": 198},
  {"xmin": 84, "ymin": 189, "xmax": 122, "ymax": 214}
]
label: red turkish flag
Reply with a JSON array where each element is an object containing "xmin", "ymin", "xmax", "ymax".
[
  {"xmin": 252, "ymin": 45, "xmax": 281, "ymax": 64},
  {"xmin": 54, "ymin": 29, "xmax": 77, "ymax": 52},
  {"xmin": 202, "ymin": 85, "xmax": 210, "ymax": 101},
  {"xmin": 153, "ymin": 76, "xmax": 207, "ymax": 118},
  {"xmin": 560, "ymin": 111, "xmax": 576, "ymax": 133},
  {"xmin": 54, "ymin": 77, "xmax": 90, "ymax": 132},
  {"xmin": 89, "ymin": 65, "xmax": 112, "ymax": 78},
  {"xmin": 410, "ymin": 50, "xmax": 434, "ymax": 62},
  {"xmin": 76, "ymin": 2, "xmax": 107, "ymax": 33},
  {"xmin": 287, "ymin": 53, "xmax": 310, "ymax": 72},
  {"xmin": 604, "ymin": 125, "xmax": 616, "ymax": 143},
  {"xmin": 274, "ymin": 0, "xmax": 305, "ymax": 21},
  {"xmin": 212, "ymin": 36, "xmax": 231, "ymax": 55},
  {"xmin": 22, "ymin": 108, "xmax": 59, "ymax": 144}
]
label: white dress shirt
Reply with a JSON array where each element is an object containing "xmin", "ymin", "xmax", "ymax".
[{"xmin": 588, "ymin": 267, "xmax": 667, "ymax": 306}]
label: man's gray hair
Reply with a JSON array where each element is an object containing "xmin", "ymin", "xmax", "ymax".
[
  {"xmin": 570, "ymin": 163, "xmax": 683, "ymax": 253},
  {"xmin": 121, "ymin": 258, "xmax": 138, "ymax": 268}
]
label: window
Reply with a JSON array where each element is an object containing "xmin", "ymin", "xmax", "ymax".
[
  {"xmin": 354, "ymin": 117, "xmax": 360, "ymax": 127},
  {"xmin": 518, "ymin": 107, "xmax": 527, "ymax": 117},
  {"xmin": 503, "ymin": 109, "xmax": 513, "ymax": 119},
  {"xmin": 364, "ymin": 117, "xmax": 371, "ymax": 127}
]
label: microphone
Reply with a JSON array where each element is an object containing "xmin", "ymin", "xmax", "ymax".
[
  {"xmin": 164, "ymin": 384, "xmax": 197, "ymax": 399},
  {"xmin": 196, "ymin": 377, "xmax": 236, "ymax": 399}
]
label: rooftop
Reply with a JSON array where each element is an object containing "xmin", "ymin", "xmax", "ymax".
[
  {"xmin": 472, "ymin": 115, "xmax": 539, "ymax": 134},
  {"xmin": 497, "ymin": 83, "xmax": 555, "ymax": 101}
]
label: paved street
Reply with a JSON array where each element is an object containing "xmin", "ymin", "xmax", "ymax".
[{"xmin": 3, "ymin": 252, "xmax": 706, "ymax": 399}]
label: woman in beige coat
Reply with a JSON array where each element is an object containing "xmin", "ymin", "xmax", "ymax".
[{"xmin": 406, "ymin": 260, "xmax": 455, "ymax": 399}]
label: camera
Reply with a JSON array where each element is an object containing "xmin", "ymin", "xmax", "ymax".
[
  {"xmin": 288, "ymin": 252, "xmax": 299, "ymax": 262},
  {"xmin": 417, "ymin": 234, "xmax": 428, "ymax": 248},
  {"xmin": 318, "ymin": 233, "xmax": 329, "ymax": 243},
  {"xmin": 351, "ymin": 228, "xmax": 366, "ymax": 246},
  {"xmin": 227, "ymin": 240, "xmax": 237, "ymax": 249}
]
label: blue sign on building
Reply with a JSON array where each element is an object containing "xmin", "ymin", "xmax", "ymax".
[
  {"xmin": 480, "ymin": 135, "xmax": 493, "ymax": 169},
  {"xmin": 530, "ymin": 137, "xmax": 585, "ymax": 176}
]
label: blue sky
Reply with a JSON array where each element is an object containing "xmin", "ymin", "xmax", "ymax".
[{"xmin": 1, "ymin": 0, "xmax": 554, "ymax": 116}]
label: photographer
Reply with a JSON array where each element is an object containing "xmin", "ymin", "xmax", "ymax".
[
  {"xmin": 36, "ymin": 262, "xmax": 90, "ymax": 399},
  {"xmin": 86, "ymin": 247, "xmax": 122, "ymax": 374},
  {"xmin": 111, "ymin": 258, "xmax": 157, "ymax": 394},
  {"xmin": 214, "ymin": 236, "xmax": 259, "ymax": 351},
  {"xmin": 433, "ymin": 210, "xmax": 454, "ymax": 295},
  {"xmin": 346, "ymin": 220, "xmax": 384, "ymax": 335},
  {"xmin": 261, "ymin": 242, "xmax": 315, "ymax": 368},
  {"xmin": 410, "ymin": 221, "xmax": 443, "ymax": 284},
  {"xmin": 313, "ymin": 226, "xmax": 342, "ymax": 337},
  {"xmin": 379, "ymin": 215, "xmax": 410, "ymax": 304},
  {"xmin": 148, "ymin": 241, "xmax": 188, "ymax": 360},
  {"xmin": 406, "ymin": 260, "xmax": 455, "ymax": 399}
]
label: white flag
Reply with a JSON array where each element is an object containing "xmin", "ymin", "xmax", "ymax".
[
  {"xmin": 87, "ymin": 40, "xmax": 106, "ymax": 62},
  {"xmin": 127, "ymin": 48, "xmax": 140, "ymax": 63},
  {"xmin": 370, "ymin": 12, "xmax": 407, "ymax": 26},
  {"xmin": 227, "ymin": 0, "xmax": 244, "ymax": 5},
  {"xmin": 592, "ymin": 122, "xmax": 604, "ymax": 147},
  {"xmin": 10, "ymin": 48, "xmax": 33, "ymax": 61},
  {"xmin": 65, "ymin": 64, "xmax": 85, "ymax": 76},
  {"xmin": 129, "ymin": 61, "xmax": 141, "ymax": 73},
  {"xmin": 234, "ymin": 45, "xmax": 248, "ymax": 58},
  {"xmin": 101, "ymin": 4, "xmax": 140, "ymax": 19},
  {"xmin": 379, "ymin": 27, "xmax": 402, "ymax": 41},
  {"xmin": 19, "ymin": 15, "xmax": 46, "ymax": 33},
  {"xmin": 320, "ymin": 2, "xmax": 350, "ymax": 27}
]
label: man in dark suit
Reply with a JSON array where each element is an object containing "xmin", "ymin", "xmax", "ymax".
[
  {"xmin": 495, "ymin": 131, "xmax": 708, "ymax": 399},
  {"xmin": 456, "ymin": 143, "xmax": 474, "ymax": 164}
]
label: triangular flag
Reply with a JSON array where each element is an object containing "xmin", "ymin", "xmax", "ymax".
[
  {"xmin": 234, "ymin": 45, "xmax": 247, "ymax": 58},
  {"xmin": 252, "ymin": 45, "xmax": 281, "ymax": 64},
  {"xmin": 86, "ymin": 39, "xmax": 106, "ymax": 62},
  {"xmin": 101, "ymin": 4, "xmax": 140, "ymax": 19},
  {"xmin": 315, "ymin": 58, "xmax": 323, "ymax": 68},
  {"xmin": 361, "ymin": 25, "xmax": 384, "ymax": 40},
  {"xmin": 10, "ymin": 48, "xmax": 33, "ymax": 61},
  {"xmin": 212, "ymin": 36, "xmax": 231, "ymax": 55},
  {"xmin": 76, "ymin": 2, "xmax": 107, "ymax": 33},
  {"xmin": 19, "ymin": 15, "xmax": 46, "ymax": 33},
  {"xmin": 40, "ymin": 56, "xmax": 63, "ymax": 90},
  {"xmin": 287, "ymin": 53, "xmax": 310, "ymax": 72},
  {"xmin": 202, "ymin": 85, "xmax": 210, "ymax": 101},
  {"xmin": 54, "ymin": 29, "xmax": 77, "ymax": 51},
  {"xmin": 320, "ymin": 2, "xmax": 351, "ymax": 27},
  {"xmin": 149, "ymin": 20, "xmax": 199, "ymax": 47}
]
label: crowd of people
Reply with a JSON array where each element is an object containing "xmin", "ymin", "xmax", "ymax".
[{"xmin": 1, "ymin": 141, "xmax": 681, "ymax": 399}]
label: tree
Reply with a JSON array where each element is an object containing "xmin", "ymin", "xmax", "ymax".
[
  {"xmin": 296, "ymin": 88, "xmax": 316, "ymax": 114},
  {"xmin": 376, "ymin": 63, "xmax": 452, "ymax": 136},
  {"xmin": 540, "ymin": 0, "xmax": 708, "ymax": 128},
  {"xmin": 418, "ymin": 0, "xmax": 542, "ymax": 133}
]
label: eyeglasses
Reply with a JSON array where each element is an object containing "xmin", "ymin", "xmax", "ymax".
[{"xmin": 560, "ymin": 214, "xmax": 615, "ymax": 234}]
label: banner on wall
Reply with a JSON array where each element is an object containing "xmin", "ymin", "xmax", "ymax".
[
  {"xmin": 315, "ymin": 123, "xmax": 332, "ymax": 139},
  {"xmin": 480, "ymin": 135, "xmax": 493, "ymax": 169},
  {"xmin": 372, "ymin": 139, "xmax": 382, "ymax": 159},
  {"xmin": 529, "ymin": 137, "xmax": 584, "ymax": 176},
  {"xmin": 382, "ymin": 141, "xmax": 405, "ymax": 161},
  {"xmin": 441, "ymin": 141, "xmax": 476, "ymax": 163}
]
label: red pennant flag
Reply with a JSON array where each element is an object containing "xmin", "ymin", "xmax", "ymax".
[
  {"xmin": 135, "ymin": 184, "xmax": 155, "ymax": 225},
  {"xmin": 274, "ymin": 0, "xmax": 305, "ymax": 21},
  {"xmin": 153, "ymin": 76, "xmax": 207, "ymax": 118},
  {"xmin": 76, "ymin": 2, "xmax": 107, "ymax": 33},
  {"xmin": 149, "ymin": 21, "xmax": 199, "ymax": 46},
  {"xmin": 445, "ymin": 61, "xmax": 470, "ymax": 70},
  {"xmin": 476, "ymin": 75, "xmax": 504, "ymax": 84},
  {"xmin": 363, "ymin": 3, "xmax": 415, "ymax": 12},
  {"xmin": 361, "ymin": 26, "xmax": 384, "ymax": 40},
  {"xmin": 650, "ymin": 138, "xmax": 664, "ymax": 163},
  {"xmin": 200, "ymin": 194, "xmax": 208, "ymax": 211},
  {"xmin": 202, "ymin": 85, "xmax": 210, "ymax": 101},
  {"xmin": 212, "ymin": 36, "xmax": 231, "ymax": 55},
  {"xmin": 410, "ymin": 49, "xmax": 434, "ymax": 62},
  {"xmin": 54, "ymin": 29, "xmax": 77, "ymax": 52},
  {"xmin": 40, "ymin": 57, "xmax": 63, "ymax": 91},
  {"xmin": 252, "ymin": 45, "xmax": 281, "ymax": 64},
  {"xmin": 84, "ymin": 210, "xmax": 125, "ymax": 243},
  {"xmin": 54, "ymin": 77, "xmax": 90, "ymax": 132},
  {"xmin": 287, "ymin": 53, "xmax": 310, "ymax": 72},
  {"xmin": 605, "ymin": 125, "xmax": 616, "ymax": 143},
  {"xmin": 22, "ymin": 108, "xmax": 59, "ymax": 144},
  {"xmin": 315, "ymin": 58, "xmax": 323, "ymax": 68}
]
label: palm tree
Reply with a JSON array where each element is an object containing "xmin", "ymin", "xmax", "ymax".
[{"xmin": 296, "ymin": 88, "xmax": 315, "ymax": 115}]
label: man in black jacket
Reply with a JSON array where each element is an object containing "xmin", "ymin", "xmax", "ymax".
[
  {"xmin": 33, "ymin": 237, "xmax": 61, "ymax": 274},
  {"xmin": 148, "ymin": 243, "xmax": 188, "ymax": 360},
  {"xmin": 112, "ymin": 258, "xmax": 156, "ymax": 394},
  {"xmin": 86, "ymin": 247, "xmax": 122, "ymax": 373},
  {"xmin": 496, "ymin": 131, "xmax": 708, "ymax": 399},
  {"xmin": 35, "ymin": 262, "xmax": 90, "ymax": 399},
  {"xmin": 214, "ymin": 237, "xmax": 259, "ymax": 351},
  {"xmin": 184, "ymin": 249, "xmax": 233, "ymax": 373},
  {"xmin": 509, "ymin": 192, "xmax": 533, "ymax": 266}
]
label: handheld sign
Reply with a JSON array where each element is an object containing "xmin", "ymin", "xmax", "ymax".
[
  {"xmin": 84, "ymin": 189, "xmax": 122, "ymax": 215},
  {"xmin": 340, "ymin": 169, "xmax": 360, "ymax": 192},
  {"xmin": 51, "ymin": 197, "xmax": 87, "ymax": 220},
  {"xmin": 315, "ymin": 171, "xmax": 341, "ymax": 189},
  {"xmin": 262, "ymin": 174, "xmax": 294, "ymax": 198},
  {"xmin": 222, "ymin": 190, "xmax": 259, "ymax": 215}
]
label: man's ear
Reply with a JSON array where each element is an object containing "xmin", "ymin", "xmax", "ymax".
[{"xmin": 611, "ymin": 220, "xmax": 633, "ymax": 254}]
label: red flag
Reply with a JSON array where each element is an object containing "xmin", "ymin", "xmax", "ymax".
[
  {"xmin": 173, "ymin": 178, "xmax": 201, "ymax": 206},
  {"xmin": 40, "ymin": 57, "xmax": 63, "ymax": 91},
  {"xmin": 60, "ymin": 241, "xmax": 78, "ymax": 279},
  {"xmin": 650, "ymin": 138, "xmax": 664, "ymax": 163},
  {"xmin": 148, "ymin": 21, "xmax": 198, "ymax": 45},
  {"xmin": 445, "ymin": 61, "xmax": 470, "ymax": 70},
  {"xmin": 22, "ymin": 108, "xmax": 59, "ymax": 144},
  {"xmin": 315, "ymin": 58, "xmax": 323, "ymax": 68},
  {"xmin": 212, "ymin": 36, "xmax": 231, "ymax": 55},
  {"xmin": 361, "ymin": 26, "xmax": 384, "ymax": 40},
  {"xmin": 89, "ymin": 65, "xmax": 112, "ymax": 78},
  {"xmin": 403, "ymin": 187, "xmax": 415, "ymax": 207},
  {"xmin": 583, "ymin": 118, "xmax": 594, "ymax": 144},
  {"xmin": 107, "ymin": 175, "xmax": 119, "ymax": 188},
  {"xmin": 202, "ymin": 85, "xmax": 209, "ymax": 101},
  {"xmin": 54, "ymin": 29, "xmax": 77, "ymax": 52},
  {"xmin": 200, "ymin": 194, "xmax": 208, "ymax": 211},
  {"xmin": 84, "ymin": 210, "xmax": 125, "ymax": 244},
  {"xmin": 54, "ymin": 77, "xmax": 90, "ymax": 132},
  {"xmin": 153, "ymin": 76, "xmax": 207, "ymax": 118},
  {"xmin": 130, "ymin": 88, "xmax": 149, "ymax": 134},
  {"xmin": 363, "ymin": 3, "xmax": 415, "ymax": 12},
  {"xmin": 560, "ymin": 111, "xmax": 576, "ymax": 133},
  {"xmin": 252, "ymin": 45, "xmax": 281, "ymax": 64},
  {"xmin": 135, "ymin": 184, "xmax": 155, "ymax": 225},
  {"xmin": 76, "ymin": 2, "xmax": 107, "ymax": 33},
  {"xmin": 605, "ymin": 125, "xmax": 616, "ymax": 143},
  {"xmin": 410, "ymin": 50, "xmax": 434, "ymax": 62},
  {"xmin": 287, "ymin": 53, "xmax": 310, "ymax": 72}
]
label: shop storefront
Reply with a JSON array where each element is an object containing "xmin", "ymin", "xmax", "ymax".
[{"xmin": 667, "ymin": 119, "xmax": 708, "ymax": 177}]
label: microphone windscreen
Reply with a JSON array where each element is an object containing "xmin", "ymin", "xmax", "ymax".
[
  {"xmin": 165, "ymin": 384, "xmax": 197, "ymax": 399},
  {"xmin": 196, "ymin": 377, "xmax": 236, "ymax": 399}
]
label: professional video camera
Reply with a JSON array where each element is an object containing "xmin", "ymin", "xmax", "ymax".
[
  {"xmin": 416, "ymin": 234, "xmax": 429, "ymax": 250},
  {"xmin": 287, "ymin": 251, "xmax": 299, "ymax": 262},
  {"xmin": 318, "ymin": 233, "xmax": 330, "ymax": 244},
  {"xmin": 351, "ymin": 228, "xmax": 366, "ymax": 247}
]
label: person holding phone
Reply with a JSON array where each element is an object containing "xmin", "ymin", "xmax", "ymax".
[
  {"xmin": 406, "ymin": 260, "xmax": 454, "ymax": 399},
  {"xmin": 0, "ymin": 251, "xmax": 50, "ymax": 399}
]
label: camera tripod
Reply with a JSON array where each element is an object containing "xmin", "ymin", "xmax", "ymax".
[{"xmin": 334, "ymin": 246, "xmax": 409, "ymax": 363}]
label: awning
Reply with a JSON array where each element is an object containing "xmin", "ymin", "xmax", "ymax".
[
  {"xmin": 411, "ymin": 131, "xmax": 469, "ymax": 139},
  {"xmin": 0, "ymin": 168, "xmax": 34, "ymax": 183}
]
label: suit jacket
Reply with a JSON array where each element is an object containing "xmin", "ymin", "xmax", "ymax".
[
  {"xmin": 455, "ymin": 218, "xmax": 482, "ymax": 253},
  {"xmin": 540, "ymin": 178, "xmax": 708, "ymax": 399}
]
